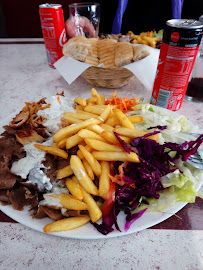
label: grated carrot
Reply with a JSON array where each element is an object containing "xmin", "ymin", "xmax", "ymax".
[
  {"xmin": 57, "ymin": 96, "xmax": 61, "ymax": 104},
  {"xmin": 105, "ymin": 95, "xmax": 139, "ymax": 113}
]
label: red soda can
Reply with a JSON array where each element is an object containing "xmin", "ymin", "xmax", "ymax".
[
  {"xmin": 39, "ymin": 3, "xmax": 67, "ymax": 67},
  {"xmin": 151, "ymin": 19, "xmax": 203, "ymax": 111}
]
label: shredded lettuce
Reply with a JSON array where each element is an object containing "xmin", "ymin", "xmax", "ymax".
[
  {"xmin": 161, "ymin": 170, "xmax": 189, "ymax": 188},
  {"xmin": 175, "ymin": 181, "xmax": 197, "ymax": 203},
  {"xmin": 92, "ymin": 103, "xmax": 203, "ymax": 235}
]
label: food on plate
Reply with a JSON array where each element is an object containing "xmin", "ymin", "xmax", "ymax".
[
  {"xmin": 99, "ymin": 30, "xmax": 163, "ymax": 48},
  {"xmin": 62, "ymin": 36, "xmax": 150, "ymax": 68},
  {"xmin": 0, "ymin": 89, "xmax": 203, "ymax": 236},
  {"xmin": 99, "ymin": 33, "xmax": 131, "ymax": 43},
  {"xmin": 127, "ymin": 30, "xmax": 163, "ymax": 48}
]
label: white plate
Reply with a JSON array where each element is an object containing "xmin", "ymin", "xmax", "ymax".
[{"xmin": 0, "ymin": 108, "xmax": 202, "ymax": 240}]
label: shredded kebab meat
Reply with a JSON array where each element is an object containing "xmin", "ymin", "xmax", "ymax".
[{"xmin": 0, "ymin": 98, "xmax": 83, "ymax": 221}]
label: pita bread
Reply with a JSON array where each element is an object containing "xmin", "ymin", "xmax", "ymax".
[
  {"xmin": 98, "ymin": 39, "xmax": 117, "ymax": 68},
  {"xmin": 132, "ymin": 45, "xmax": 150, "ymax": 61},
  {"xmin": 115, "ymin": 42, "xmax": 133, "ymax": 67},
  {"xmin": 85, "ymin": 38, "xmax": 99, "ymax": 66},
  {"xmin": 63, "ymin": 36, "xmax": 90, "ymax": 62}
]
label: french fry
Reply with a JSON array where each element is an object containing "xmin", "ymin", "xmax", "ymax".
[
  {"xmin": 100, "ymin": 123, "xmax": 114, "ymax": 133},
  {"xmin": 92, "ymin": 151, "xmax": 140, "ymax": 163},
  {"xmin": 52, "ymin": 142, "xmax": 58, "ymax": 148},
  {"xmin": 63, "ymin": 112, "xmax": 97, "ymax": 120},
  {"xmin": 34, "ymin": 144, "xmax": 68, "ymax": 159},
  {"xmin": 74, "ymin": 110, "xmax": 98, "ymax": 118},
  {"xmin": 84, "ymin": 105, "xmax": 104, "ymax": 115},
  {"xmin": 78, "ymin": 129, "xmax": 106, "ymax": 142},
  {"xmin": 140, "ymin": 39, "xmax": 148, "ymax": 45},
  {"xmin": 43, "ymin": 216, "xmax": 90, "ymax": 233},
  {"xmin": 57, "ymin": 165, "xmax": 73, "ymax": 179},
  {"xmin": 77, "ymin": 150, "xmax": 84, "ymax": 160},
  {"xmin": 66, "ymin": 134, "xmax": 83, "ymax": 150},
  {"xmin": 87, "ymin": 124, "xmax": 105, "ymax": 134},
  {"xmin": 98, "ymin": 104, "xmax": 111, "ymax": 122},
  {"xmin": 53, "ymin": 118, "xmax": 101, "ymax": 142},
  {"xmin": 62, "ymin": 116, "xmax": 82, "ymax": 124},
  {"xmin": 114, "ymin": 127, "xmax": 159, "ymax": 142},
  {"xmin": 110, "ymin": 90, "xmax": 117, "ymax": 98},
  {"xmin": 99, "ymin": 161, "xmax": 110, "ymax": 200},
  {"xmin": 105, "ymin": 114, "xmax": 120, "ymax": 126},
  {"xmin": 85, "ymin": 138, "xmax": 123, "ymax": 152},
  {"xmin": 57, "ymin": 137, "xmax": 68, "ymax": 149},
  {"xmin": 100, "ymin": 130, "xmax": 119, "ymax": 144},
  {"xmin": 75, "ymin": 105, "xmax": 85, "ymax": 111},
  {"xmin": 128, "ymin": 115, "xmax": 144, "ymax": 123},
  {"xmin": 136, "ymin": 35, "xmax": 143, "ymax": 44},
  {"xmin": 113, "ymin": 108, "xmax": 134, "ymax": 129},
  {"xmin": 87, "ymin": 102, "xmax": 96, "ymax": 106},
  {"xmin": 100, "ymin": 130, "xmax": 131, "ymax": 144},
  {"xmin": 82, "ymin": 159, "xmax": 94, "ymax": 181},
  {"xmin": 91, "ymin": 88, "xmax": 102, "ymax": 104},
  {"xmin": 142, "ymin": 36, "xmax": 159, "ymax": 48},
  {"xmin": 48, "ymin": 193, "xmax": 89, "ymax": 210},
  {"xmin": 73, "ymin": 177, "xmax": 102, "ymax": 223},
  {"xmin": 74, "ymin": 97, "xmax": 87, "ymax": 107},
  {"xmin": 92, "ymin": 105, "xmax": 108, "ymax": 108},
  {"xmin": 100, "ymin": 94, "xmax": 105, "ymax": 104},
  {"xmin": 86, "ymin": 96, "xmax": 97, "ymax": 103},
  {"xmin": 65, "ymin": 178, "xmax": 84, "ymax": 201},
  {"xmin": 78, "ymin": 145, "xmax": 102, "ymax": 177},
  {"xmin": 132, "ymin": 39, "xmax": 139, "ymax": 44},
  {"xmin": 70, "ymin": 155, "xmax": 98, "ymax": 195},
  {"xmin": 77, "ymin": 145, "xmax": 92, "ymax": 159}
]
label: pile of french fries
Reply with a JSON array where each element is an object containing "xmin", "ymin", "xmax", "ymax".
[
  {"xmin": 34, "ymin": 88, "xmax": 159, "ymax": 233},
  {"xmin": 127, "ymin": 30, "xmax": 160, "ymax": 48}
]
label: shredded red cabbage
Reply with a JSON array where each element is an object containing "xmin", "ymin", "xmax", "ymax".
[
  {"xmin": 92, "ymin": 131, "xmax": 203, "ymax": 235},
  {"xmin": 114, "ymin": 132, "xmax": 130, "ymax": 153},
  {"xmin": 147, "ymin": 125, "xmax": 167, "ymax": 130},
  {"xmin": 125, "ymin": 208, "xmax": 147, "ymax": 231}
]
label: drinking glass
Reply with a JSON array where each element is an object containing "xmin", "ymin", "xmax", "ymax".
[{"xmin": 68, "ymin": 3, "xmax": 100, "ymax": 38}]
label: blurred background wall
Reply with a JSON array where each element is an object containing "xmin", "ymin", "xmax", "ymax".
[{"xmin": 0, "ymin": 0, "xmax": 202, "ymax": 38}]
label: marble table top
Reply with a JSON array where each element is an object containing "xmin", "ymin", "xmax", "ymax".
[{"xmin": 0, "ymin": 40, "xmax": 203, "ymax": 270}]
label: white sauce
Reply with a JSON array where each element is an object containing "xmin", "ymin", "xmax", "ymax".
[
  {"xmin": 11, "ymin": 137, "xmax": 53, "ymax": 179},
  {"xmin": 38, "ymin": 96, "xmax": 74, "ymax": 133},
  {"xmin": 40, "ymin": 194, "xmax": 62, "ymax": 208},
  {"xmin": 11, "ymin": 96, "xmax": 74, "ymax": 192},
  {"xmin": 61, "ymin": 208, "xmax": 68, "ymax": 214},
  {"xmin": 40, "ymin": 185, "xmax": 69, "ymax": 208},
  {"xmin": 51, "ymin": 185, "xmax": 69, "ymax": 194},
  {"xmin": 27, "ymin": 164, "xmax": 52, "ymax": 191}
]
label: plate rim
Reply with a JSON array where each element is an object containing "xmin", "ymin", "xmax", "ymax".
[{"xmin": 0, "ymin": 100, "xmax": 202, "ymax": 239}]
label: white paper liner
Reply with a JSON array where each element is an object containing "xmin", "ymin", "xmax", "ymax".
[{"xmin": 54, "ymin": 45, "xmax": 160, "ymax": 90}]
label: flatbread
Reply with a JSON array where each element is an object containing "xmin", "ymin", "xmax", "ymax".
[
  {"xmin": 98, "ymin": 39, "xmax": 117, "ymax": 68},
  {"xmin": 132, "ymin": 45, "xmax": 150, "ymax": 62},
  {"xmin": 114, "ymin": 42, "xmax": 133, "ymax": 67},
  {"xmin": 85, "ymin": 38, "xmax": 99, "ymax": 66},
  {"xmin": 63, "ymin": 36, "xmax": 90, "ymax": 62}
]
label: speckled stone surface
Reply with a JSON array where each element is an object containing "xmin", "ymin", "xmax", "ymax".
[
  {"xmin": 0, "ymin": 42, "xmax": 203, "ymax": 270},
  {"xmin": 1, "ymin": 223, "xmax": 203, "ymax": 270},
  {"xmin": 1, "ymin": 44, "xmax": 203, "ymax": 128}
]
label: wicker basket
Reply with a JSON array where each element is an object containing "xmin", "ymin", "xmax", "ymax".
[{"xmin": 81, "ymin": 66, "xmax": 134, "ymax": 88}]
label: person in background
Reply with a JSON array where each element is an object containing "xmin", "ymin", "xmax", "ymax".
[{"xmin": 66, "ymin": 0, "xmax": 203, "ymax": 38}]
